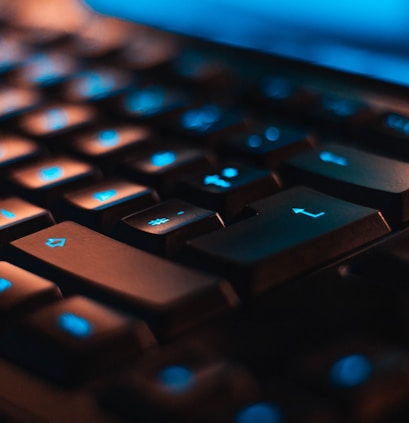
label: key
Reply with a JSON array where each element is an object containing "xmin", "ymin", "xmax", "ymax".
[
  {"xmin": 8, "ymin": 156, "xmax": 101, "ymax": 206},
  {"xmin": 282, "ymin": 143, "xmax": 409, "ymax": 226},
  {"xmin": 60, "ymin": 179, "xmax": 159, "ymax": 232},
  {"xmin": 0, "ymin": 36, "xmax": 29, "ymax": 75},
  {"xmin": 224, "ymin": 123, "xmax": 314, "ymax": 168},
  {"xmin": 0, "ymin": 87, "xmax": 42, "ymax": 122},
  {"xmin": 123, "ymin": 147, "xmax": 211, "ymax": 197},
  {"xmin": 186, "ymin": 186, "xmax": 390, "ymax": 295},
  {"xmin": 114, "ymin": 199, "xmax": 224, "ymax": 256},
  {"xmin": 0, "ymin": 136, "xmax": 42, "ymax": 172},
  {"xmin": 0, "ymin": 261, "xmax": 61, "ymax": 322},
  {"xmin": 177, "ymin": 164, "xmax": 281, "ymax": 220},
  {"xmin": 0, "ymin": 296, "xmax": 155, "ymax": 384},
  {"xmin": 7, "ymin": 222, "xmax": 238, "ymax": 338},
  {"xmin": 0, "ymin": 197, "xmax": 54, "ymax": 246}
]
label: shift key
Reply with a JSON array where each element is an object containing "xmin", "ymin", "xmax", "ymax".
[
  {"xmin": 186, "ymin": 187, "xmax": 391, "ymax": 295},
  {"xmin": 6, "ymin": 222, "xmax": 238, "ymax": 338}
]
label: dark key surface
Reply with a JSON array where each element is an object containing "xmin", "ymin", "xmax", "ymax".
[
  {"xmin": 282, "ymin": 143, "xmax": 409, "ymax": 226},
  {"xmin": 186, "ymin": 186, "xmax": 390, "ymax": 295},
  {"xmin": 7, "ymin": 222, "xmax": 238, "ymax": 338},
  {"xmin": 115, "ymin": 199, "xmax": 224, "ymax": 256},
  {"xmin": 0, "ymin": 296, "xmax": 155, "ymax": 383},
  {"xmin": 61, "ymin": 179, "xmax": 159, "ymax": 232}
]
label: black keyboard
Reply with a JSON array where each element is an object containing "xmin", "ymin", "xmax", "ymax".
[{"xmin": 2, "ymin": 1, "xmax": 409, "ymax": 422}]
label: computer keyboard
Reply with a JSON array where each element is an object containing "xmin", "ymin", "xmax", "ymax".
[{"xmin": 2, "ymin": 1, "xmax": 409, "ymax": 422}]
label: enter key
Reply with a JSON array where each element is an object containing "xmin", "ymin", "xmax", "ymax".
[{"xmin": 186, "ymin": 186, "xmax": 391, "ymax": 295}]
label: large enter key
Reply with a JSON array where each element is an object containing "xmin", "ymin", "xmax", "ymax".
[
  {"xmin": 186, "ymin": 187, "xmax": 390, "ymax": 295},
  {"xmin": 6, "ymin": 222, "xmax": 238, "ymax": 338}
]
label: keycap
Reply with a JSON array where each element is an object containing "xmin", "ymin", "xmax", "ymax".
[
  {"xmin": 123, "ymin": 147, "xmax": 211, "ymax": 196},
  {"xmin": 0, "ymin": 136, "xmax": 42, "ymax": 172},
  {"xmin": 0, "ymin": 36, "xmax": 29, "ymax": 75},
  {"xmin": 177, "ymin": 164, "xmax": 281, "ymax": 219},
  {"xmin": 0, "ymin": 197, "xmax": 54, "ymax": 246},
  {"xmin": 8, "ymin": 156, "xmax": 101, "ymax": 206},
  {"xmin": 100, "ymin": 344, "xmax": 259, "ymax": 423},
  {"xmin": 224, "ymin": 123, "xmax": 314, "ymax": 168},
  {"xmin": 282, "ymin": 143, "xmax": 409, "ymax": 226},
  {"xmin": 0, "ymin": 296, "xmax": 155, "ymax": 384},
  {"xmin": 7, "ymin": 222, "xmax": 239, "ymax": 338},
  {"xmin": 0, "ymin": 261, "xmax": 61, "ymax": 321},
  {"xmin": 115, "ymin": 199, "xmax": 224, "ymax": 256},
  {"xmin": 0, "ymin": 87, "xmax": 42, "ymax": 122},
  {"xmin": 186, "ymin": 186, "xmax": 390, "ymax": 295},
  {"xmin": 19, "ymin": 103, "xmax": 96, "ymax": 140},
  {"xmin": 60, "ymin": 179, "xmax": 159, "ymax": 232}
]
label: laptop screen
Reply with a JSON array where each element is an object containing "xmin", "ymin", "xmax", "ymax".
[{"xmin": 84, "ymin": 0, "xmax": 409, "ymax": 87}]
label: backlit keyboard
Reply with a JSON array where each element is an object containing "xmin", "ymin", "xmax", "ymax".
[{"xmin": 2, "ymin": 1, "xmax": 409, "ymax": 422}]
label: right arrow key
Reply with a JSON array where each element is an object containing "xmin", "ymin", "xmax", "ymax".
[{"xmin": 186, "ymin": 187, "xmax": 391, "ymax": 295}]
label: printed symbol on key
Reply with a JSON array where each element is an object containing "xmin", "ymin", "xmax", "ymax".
[
  {"xmin": 292, "ymin": 208, "xmax": 325, "ymax": 219},
  {"xmin": 45, "ymin": 238, "xmax": 66, "ymax": 248}
]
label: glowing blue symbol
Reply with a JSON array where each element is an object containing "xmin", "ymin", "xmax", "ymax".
[
  {"xmin": 177, "ymin": 211, "xmax": 185, "ymax": 215},
  {"xmin": 330, "ymin": 354, "xmax": 372, "ymax": 387},
  {"xmin": 45, "ymin": 238, "xmax": 66, "ymax": 248},
  {"xmin": 125, "ymin": 87, "xmax": 165, "ymax": 115},
  {"xmin": 158, "ymin": 366, "xmax": 194, "ymax": 393},
  {"xmin": 320, "ymin": 151, "xmax": 348, "ymax": 166},
  {"xmin": 385, "ymin": 114, "xmax": 409, "ymax": 135},
  {"xmin": 236, "ymin": 403, "xmax": 283, "ymax": 423},
  {"xmin": 39, "ymin": 165, "xmax": 63, "ymax": 182},
  {"xmin": 148, "ymin": 217, "xmax": 170, "ymax": 226},
  {"xmin": 181, "ymin": 105, "xmax": 221, "ymax": 132},
  {"xmin": 221, "ymin": 167, "xmax": 239, "ymax": 178},
  {"xmin": 76, "ymin": 71, "xmax": 115, "ymax": 99},
  {"xmin": 26, "ymin": 54, "xmax": 56, "ymax": 84},
  {"xmin": 58, "ymin": 312, "xmax": 92, "ymax": 338},
  {"xmin": 265, "ymin": 126, "xmax": 280, "ymax": 141},
  {"xmin": 204, "ymin": 175, "xmax": 231, "ymax": 188},
  {"xmin": 97, "ymin": 130, "xmax": 120, "ymax": 147},
  {"xmin": 247, "ymin": 134, "xmax": 263, "ymax": 148},
  {"xmin": 93, "ymin": 189, "xmax": 118, "ymax": 203},
  {"xmin": 150, "ymin": 151, "xmax": 177, "ymax": 167},
  {"xmin": 292, "ymin": 208, "xmax": 325, "ymax": 218},
  {"xmin": 262, "ymin": 76, "xmax": 292, "ymax": 100},
  {"xmin": 0, "ymin": 278, "xmax": 12, "ymax": 293},
  {"xmin": 322, "ymin": 96, "xmax": 356, "ymax": 117},
  {"xmin": 0, "ymin": 209, "xmax": 16, "ymax": 219},
  {"xmin": 44, "ymin": 108, "xmax": 68, "ymax": 131}
]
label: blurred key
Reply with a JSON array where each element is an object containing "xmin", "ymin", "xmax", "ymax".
[
  {"xmin": 7, "ymin": 222, "xmax": 238, "ymax": 338},
  {"xmin": 123, "ymin": 147, "xmax": 211, "ymax": 197},
  {"xmin": 115, "ymin": 199, "xmax": 224, "ymax": 256},
  {"xmin": 0, "ymin": 87, "xmax": 42, "ymax": 122},
  {"xmin": 0, "ymin": 261, "xmax": 61, "ymax": 321},
  {"xmin": 186, "ymin": 186, "xmax": 390, "ymax": 295},
  {"xmin": 0, "ymin": 35, "xmax": 29, "ymax": 75},
  {"xmin": 0, "ymin": 296, "xmax": 155, "ymax": 384},
  {"xmin": 0, "ymin": 136, "xmax": 42, "ymax": 172},
  {"xmin": 0, "ymin": 197, "xmax": 54, "ymax": 246},
  {"xmin": 177, "ymin": 164, "xmax": 281, "ymax": 219},
  {"xmin": 8, "ymin": 156, "xmax": 100, "ymax": 206},
  {"xmin": 282, "ymin": 143, "xmax": 409, "ymax": 226},
  {"xmin": 60, "ymin": 179, "xmax": 159, "ymax": 232}
]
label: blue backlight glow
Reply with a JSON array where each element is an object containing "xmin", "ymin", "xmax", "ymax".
[
  {"xmin": 265, "ymin": 127, "xmax": 281, "ymax": 141},
  {"xmin": 148, "ymin": 217, "xmax": 170, "ymax": 226},
  {"xmin": 247, "ymin": 134, "xmax": 263, "ymax": 148},
  {"xmin": 93, "ymin": 189, "xmax": 118, "ymax": 202},
  {"xmin": 97, "ymin": 129, "xmax": 120, "ymax": 147},
  {"xmin": 236, "ymin": 403, "xmax": 282, "ymax": 423},
  {"xmin": 320, "ymin": 151, "xmax": 348, "ymax": 166},
  {"xmin": 125, "ymin": 87, "xmax": 165, "ymax": 115},
  {"xmin": 44, "ymin": 109, "xmax": 68, "ymax": 131},
  {"xmin": 181, "ymin": 105, "xmax": 221, "ymax": 132},
  {"xmin": 0, "ymin": 209, "xmax": 16, "ymax": 219},
  {"xmin": 385, "ymin": 113, "xmax": 409, "ymax": 134},
  {"xmin": 0, "ymin": 277, "xmax": 12, "ymax": 293},
  {"xmin": 204, "ymin": 174, "xmax": 231, "ymax": 188},
  {"xmin": 76, "ymin": 71, "xmax": 115, "ymax": 99},
  {"xmin": 158, "ymin": 365, "xmax": 194, "ymax": 393},
  {"xmin": 330, "ymin": 354, "xmax": 372, "ymax": 387},
  {"xmin": 45, "ymin": 238, "xmax": 66, "ymax": 248},
  {"xmin": 150, "ymin": 151, "xmax": 177, "ymax": 167},
  {"xmin": 39, "ymin": 165, "xmax": 64, "ymax": 182},
  {"xmin": 222, "ymin": 167, "xmax": 239, "ymax": 178},
  {"xmin": 59, "ymin": 312, "xmax": 93, "ymax": 338}
]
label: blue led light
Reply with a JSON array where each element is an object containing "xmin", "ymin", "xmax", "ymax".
[
  {"xmin": 236, "ymin": 403, "xmax": 282, "ymax": 423},
  {"xmin": 44, "ymin": 108, "xmax": 68, "ymax": 131},
  {"xmin": 125, "ymin": 87, "xmax": 165, "ymax": 115},
  {"xmin": 203, "ymin": 174, "xmax": 231, "ymax": 188},
  {"xmin": 76, "ymin": 71, "xmax": 115, "ymax": 98},
  {"xmin": 58, "ymin": 312, "xmax": 93, "ymax": 338},
  {"xmin": 45, "ymin": 238, "xmax": 66, "ymax": 248},
  {"xmin": 150, "ymin": 151, "xmax": 177, "ymax": 167},
  {"xmin": 320, "ymin": 151, "xmax": 348, "ymax": 166},
  {"xmin": 181, "ymin": 105, "xmax": 221, "ymax": 132},
  {"xmin": 247, "ymin": 134, "xmax": 263, "ymax": 148},
  {"xmin": 177, "ymin": 210, "xmax": 185, "ymax": 215},
  {"xmin": 39, "ymin": 165, "xmax": 64, "ymax": 182},
  {"xmin": 0, "ymin": 209, "xmax": 16, "ymax": 219},
  {"xmin": 222, "ymin": 167, "xmax": 239, "ymax": 178},
  {"xmin": 93, "ymin": 189, "xmax": 118, "ymax": 202},
  {"xmin": 265, "ymin": 127, "xmax": 281, "ymax": 141},
  {"xmin": 97, "ymin": 129, "xmax": 120, "ymax": 147},
  {"xmin": 330, "ymin": 354, "xmax": 372, "ymax": 387},
  {"xmin": 158, "ymin": 365, "xmax": 194, "ymax": 393},
  {"xmin": 0, "ymin": 277, "xmax": 12, "ymax": 293},
  {"xmin": 148, "ymin": 217, "xmax": 170, "ymax": 226}
]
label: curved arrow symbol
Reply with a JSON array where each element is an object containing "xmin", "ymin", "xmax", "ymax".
[{"xmin": 292, "ymin": 208, "xmax": 325, "ymax": 218}]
